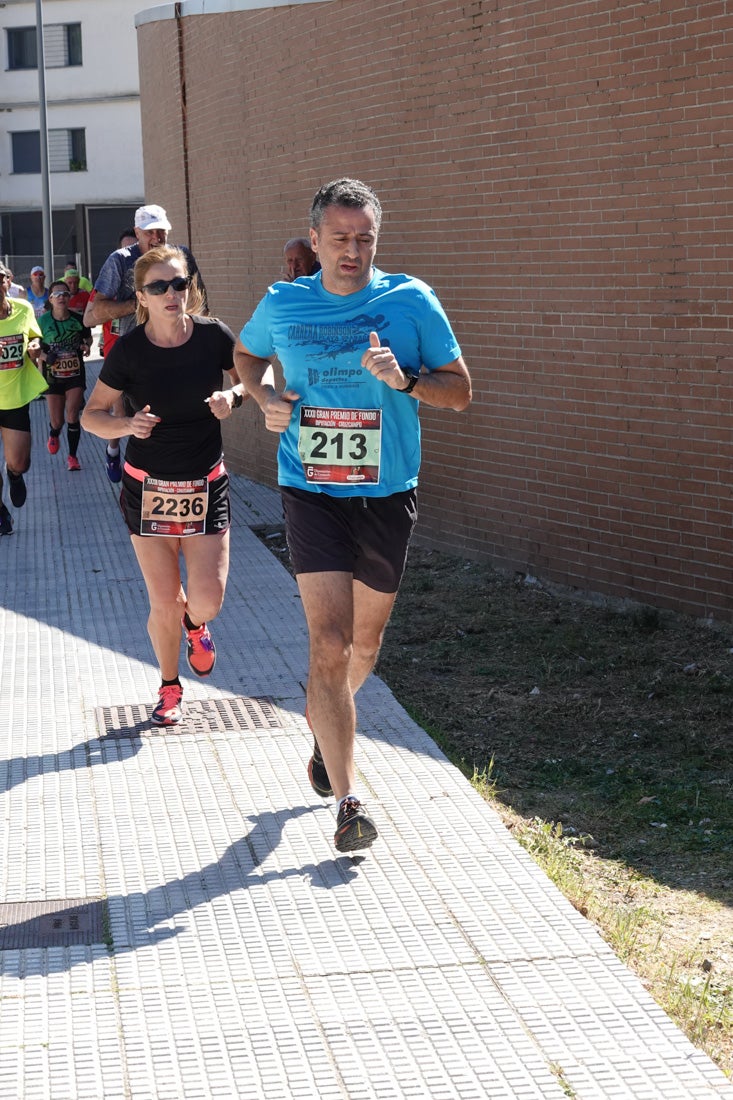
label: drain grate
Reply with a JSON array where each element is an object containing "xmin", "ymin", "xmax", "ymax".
[
  {"xmin": 96, "ymin": 695, "xmax": 285, "ymax": 737},
  {"xmin": 0, "ymin": 898, "xmax": 107, "ymax": 949}
]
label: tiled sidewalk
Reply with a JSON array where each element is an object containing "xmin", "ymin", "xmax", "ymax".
[{"xmin": 0, "ymin": 366, "xmax": 730, "ymax": 1098}]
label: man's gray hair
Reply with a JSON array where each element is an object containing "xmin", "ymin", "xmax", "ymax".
[
  {"xmin": 309, "ymin": 178, "xmax": 383, "ymax": 231},
  {"xmin": 283, "ymin": 236, "xmax": 313, "ymax": 252}
]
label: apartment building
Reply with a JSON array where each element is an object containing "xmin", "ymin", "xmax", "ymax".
[{"xmin": 1, "ymin": 0, "xmax": 144, "ymax": 283}]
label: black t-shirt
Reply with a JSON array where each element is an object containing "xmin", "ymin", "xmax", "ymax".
[{"xmin": 99, "ymin": 315, "xmax": 235, "ymax": 479}]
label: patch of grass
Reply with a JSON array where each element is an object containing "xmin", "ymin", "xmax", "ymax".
[
  {"xmin": 512, "ymin": 817, "xmax": 591, "ymax": 904},
  {"xmin": 101, "ymin": 900, "xmax": 113, "ymax": 951},
  {"xmin": 471, "ymin": 758, "xmax": 498, "ymax": 800}
]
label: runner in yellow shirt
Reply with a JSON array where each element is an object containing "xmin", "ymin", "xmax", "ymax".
[{"xmin": 0, "ymin": 263, "xmax": 47, "ymax": 535}]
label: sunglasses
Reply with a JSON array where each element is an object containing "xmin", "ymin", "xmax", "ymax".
[
  {"xmin": 50, "ymin": 290, "xmax": 70, "ymax": 298},
  {"xmin": 140, "ymin": 276, "xmax": 191, "ymax": 295}
]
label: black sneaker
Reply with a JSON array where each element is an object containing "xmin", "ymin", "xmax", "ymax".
[
  {"xmin": 308, "ymin": 743, "xmax": 333, "ymax": 798},
  {"xmin": 305, "ymin": 705, "xmax": 332, "ymax": 797},
  {"xmin": 334, "ymin": 797, "xmax": 378, "ymax": 853},
  {"xmin": 0, "ymin": 504, "xmax": 13, "ymax": 536},
  {"xmin": 7, "ymin": 472, "xmax": 26, "ymax": 508}
]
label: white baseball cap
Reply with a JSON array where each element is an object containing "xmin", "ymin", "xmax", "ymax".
[{"xmin": 134, "ymin": 204, "xmax": 171, "ymax": 232}]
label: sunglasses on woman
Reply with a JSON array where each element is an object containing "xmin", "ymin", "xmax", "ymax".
[{"xmin": 140, "ymin": 276, "xmax": 191, "ymax": 295}]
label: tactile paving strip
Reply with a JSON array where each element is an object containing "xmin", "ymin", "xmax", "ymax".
[
  {"xmin": 95, "ymin": 696, "xmax": 286, "ymax": 737},
  {"xmin": 0, "ymin": 898, "xmax": 107, "ymax": 949}
]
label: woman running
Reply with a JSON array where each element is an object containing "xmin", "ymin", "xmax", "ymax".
[
  {"xmin": 39, "ymin": 279, "xmax": 92, "ymax": 470},
  {"xmin": 81, "ymin": 245, "xmax": 247, "ymax": 725}
]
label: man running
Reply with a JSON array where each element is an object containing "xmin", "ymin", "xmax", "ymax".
[{"xmin": 234, "ymin": 178, "xmax": 471, "ymax": 852}]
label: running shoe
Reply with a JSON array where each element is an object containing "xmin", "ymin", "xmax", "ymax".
[
  {"xmin": 0, "ymin": 504, "xmax": 13, "ymax": 536},
  {"xmin": 334, "ymin": 797, "xmax": 378, "ymax": 853},
  {"xmin": 183, "ymin": 619, "xmax": 216, "ymax": 677},
  {"xmin": 47, "ymin": 435, "xmax": 60, "ymax": 455},
  {"xmin": 105, "ymin": 451, "xmax": 122, "ymax": 483},
  {"xmin": 151, "ymin": 684, "xmax": 183, "ymax": 726},
  {"xmin": 67, "ymin": 455, "xmax": 81, "ymax": 472},
  {"xmin": 305, "ymin": 705, "xmax": 333, "ymax": 797},
  {"xmin": 7, "ymin": 472, "xmax": 26, "ymax": 508}
]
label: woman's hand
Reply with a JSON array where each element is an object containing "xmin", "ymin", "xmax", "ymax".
[
  {"xmin": 205, "ymin": 388, "xmax": 248, "ymax": 420},
  {"xmin": 129, "ymin": 404, "xmax": 161, "ymax": 439},
  {"xmin": 206, "ymin": 390, "xmax": 234, "ymax": 420}
]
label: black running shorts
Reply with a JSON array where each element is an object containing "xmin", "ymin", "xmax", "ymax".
[
  {"xmin": 119, "ymin": 470, "xmax": 231, "ymax": 537},
  {"xmin": 281, "ymin": 485, "xmax": 418, "ymax": 594},
  {"xmin": 0, "ymin": 405, "xmax": 31, "ymax": 432},
  {"xmin": 45, "ymin": 366, "xmax": 86, "ymax": 396}
]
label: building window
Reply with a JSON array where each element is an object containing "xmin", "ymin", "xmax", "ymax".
[
  {"xmin": 7, "ymin": 24, "xmax": 82, "ymax": 70},
  {"xmin": 11, "ymin": 131, "xmax": 40, "ymax": 174},
  {"xmin": 11, "ymin": 129, "xmax": 87, "ymax": 174},
  {"xmin": 57, "ymin": 128, "xmax": 87, "ymax": 172},
  {"xmin": 7, "ymin": 27, "xmax": 35, "ymax": 69},
  {"xmin": 46, "ymin": 24, "xmax": 82, "ymax": 67}
]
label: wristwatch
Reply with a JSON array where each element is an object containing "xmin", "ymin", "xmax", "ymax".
[
  {"xmin": 399, "ymin": 368, "xmax": 420, "ymax": 393},
  {"xmin": 231, "ymin": 390, "xmax": 243, "ymax": 408}
]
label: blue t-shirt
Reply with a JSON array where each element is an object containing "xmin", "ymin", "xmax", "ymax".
[
  {"xmin": 26, "ymin": 287, "xmax": 49, "ymax": 317},
  {"xmin": 240, "ymin": 268, "xmax": 461, "ymax": 497}
]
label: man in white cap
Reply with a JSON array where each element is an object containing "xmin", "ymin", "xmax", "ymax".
[{"xmin": 83, "ymin": 203, "xmax": 208, "ymax": 481}]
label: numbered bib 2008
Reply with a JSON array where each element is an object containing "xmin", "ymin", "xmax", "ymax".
[
  {"xmin": 298, "ymin": 407, "xmax": 381, "ymax": 485},
  {"xmin": 140, "ymin": 476, "xmax": 208, "ymax": 536}
]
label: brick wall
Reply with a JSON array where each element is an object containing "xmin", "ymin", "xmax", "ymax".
[{"xmin": 137, "ymin": 0, "xmax": 733, "ymax": 619}]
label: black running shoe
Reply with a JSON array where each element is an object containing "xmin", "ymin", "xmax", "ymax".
[
  {"xmin": 305, "ymin": 705, "xmax": 332, "ymax": 796},
  {"xmin": 0, "ymin": 504, "xmax": 13, "ymax": 536},
  {"xmin": 334, "ymin": 797, "xmax": 378, "ymax": 853},
  {"xmin": 308, "ymin": 744, "xmax": 333, "ymax": 798},
  {"xmin": 7, "ymin": 472, "xmax": 26, "ymax": 508}
]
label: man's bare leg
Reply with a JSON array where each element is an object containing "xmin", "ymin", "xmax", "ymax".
[{"xmin": 297, "ymin": 571, "xmax": 396, "ymax": 801}]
